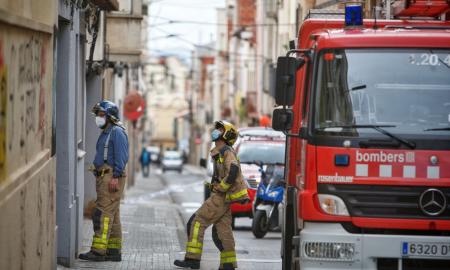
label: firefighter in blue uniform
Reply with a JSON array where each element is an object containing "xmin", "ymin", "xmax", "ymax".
[{"xmin": 79, "ymin": 100, "xmax": 129, "ymax": 262}]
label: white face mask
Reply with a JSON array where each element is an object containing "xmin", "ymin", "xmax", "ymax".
[{"xmin": 95, "ymin": 116, "xmax": 106, "ymax": 128}]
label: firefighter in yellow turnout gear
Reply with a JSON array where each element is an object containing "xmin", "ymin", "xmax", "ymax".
[{"xmin": 174, "ymin": 121, "xmax": 249, "ymax": 270}]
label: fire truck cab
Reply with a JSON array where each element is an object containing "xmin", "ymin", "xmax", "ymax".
[{"xmin": 273, "ymin": 2, "xmax": 450, "ymax": 270}]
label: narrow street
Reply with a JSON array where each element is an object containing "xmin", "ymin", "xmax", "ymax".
[{"xmin": 60, "ymin": 165, "xmax": 281, "ymax": 270}]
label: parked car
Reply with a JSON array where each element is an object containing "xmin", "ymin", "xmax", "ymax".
[
  {"xmin": 231, "ymin": 134, "xmax": 285, "ymax": 226},
  {"xmin": 238, "ymin": 126, "xmax": 285, "ymax": 139},
  {"xmin": 161, "ymin": 151, "xmax": 183, "ymax": 173},
  {"xmin": 146, "ymin": 145, "xmax": 161, "ymax": 165}
]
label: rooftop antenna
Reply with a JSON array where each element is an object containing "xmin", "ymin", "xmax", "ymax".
[{"xmin": 373, "ymin": 6, "xmax": 378, "ymax": 29}]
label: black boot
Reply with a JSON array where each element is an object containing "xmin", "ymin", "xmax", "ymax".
[
  {"xmin": 173, "ymin": 258, "xmax": 200, "ymax": 269},
  {"xmin": 219, "ymin": 263, "xmax": 236, "ymax": 270},
  {"xmin": 78, "ymin": 250, "xmax": 106, "ymax": 261},
  {"xmin": 106, "ymin": 249, "xmax": 122, "ymax": 262}
]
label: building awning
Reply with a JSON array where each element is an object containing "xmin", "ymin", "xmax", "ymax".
[{"xmin": 91, "ymin": 0, "xmax": 119, "ymax": 11}]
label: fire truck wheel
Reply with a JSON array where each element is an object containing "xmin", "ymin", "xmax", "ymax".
[{"xmin": 252, "ymin": 210, "xmax": 269, "ymax": 238}]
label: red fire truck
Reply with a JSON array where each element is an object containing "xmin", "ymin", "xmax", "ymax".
[{"xmin": 272, "ymin": 1, "xmax": 450, "ymax": 269}]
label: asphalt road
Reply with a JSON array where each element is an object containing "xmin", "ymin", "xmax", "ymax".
[{"xmin": 159, "ymin": 165, "xmax": 282, "ymax": 270}]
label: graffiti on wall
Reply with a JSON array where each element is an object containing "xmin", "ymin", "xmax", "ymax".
[
  {"xmin": 0, "ymin": 29, "xmax": 50, "ymax": 177},
  {"xmin": 0, "ymin": 24, "xmax": 55, "ymax": 269},
  {"xmin": 0, "ymin": 159, "xmax": 55, "ymax": 270}
]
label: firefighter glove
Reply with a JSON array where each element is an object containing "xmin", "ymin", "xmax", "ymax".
[{"xmin": 204, "ymin": 181, "xmax": 212, "ymax": 191}]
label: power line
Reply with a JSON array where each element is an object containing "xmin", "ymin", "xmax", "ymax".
[
  {"xmin": 148, "ymin": 0, "xmax": 165, "ymax": 3},
  {"xmin": 155, "ymin": 3, "xmax": 223, "ymax": 10},
  {"xmin": 148, "ymin": 1, "xmax": 165, "ymax": 30},
  {"xmin": 151, "ymin": 0, "xmax": 226, "ymax": 10},
  {"xmin": 149, "ymin": 15, "xmax": 296, "ymax": 27},
  {"xmin": 143, "ymin": 21, "xmax": 173, "ymax": 27},
  {"xmin": 152, "ymin": 27, "xmax": 273, "ymax": 60}
]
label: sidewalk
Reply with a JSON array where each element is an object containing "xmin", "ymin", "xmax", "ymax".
[
  {"xmin": 183, "ymin": 164, "xmax": 206, "ymax": 175},
  {"xmin": 58, "ymin": 171, "xmax": 186, "ymax": 270}
]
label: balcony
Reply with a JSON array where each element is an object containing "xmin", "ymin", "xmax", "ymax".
[
  {"xmin": 91, "ymin": 0, "xmax": 119, "ymax": 11},
  {"xmin": 105, "ymin": 0, "xmax": 142, "ymax": 63}
]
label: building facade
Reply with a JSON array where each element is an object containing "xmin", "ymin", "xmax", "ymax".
[
  {"xmin": 0, "ymin": 0, "xmax": 148, "ymax": 268},
  {"xmin": 0, "ymin": 1, "xmax": 56, "ymax": 268},
  {"xmin": 0, "ymin": 0, "xmax": 107, "ymax": 268},
  {"xmin": 103, "ymin": 0, "xmax": 144, "ymax": 186},
  {"xmin": 143, "ymin": 56, "xmax": 189, "ymax": 152}
]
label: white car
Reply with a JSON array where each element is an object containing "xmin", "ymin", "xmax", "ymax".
[
  {"xmin": 161, "ymin": 151, "xmax": 183, "ymax": 173},
  {"xmin": 146, "ymin": 146, "xmax": 160, "ymax": 163}
]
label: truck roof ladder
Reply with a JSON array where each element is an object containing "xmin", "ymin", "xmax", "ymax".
[{"xmin": 387, "ymin": 0, "xmax": 450, "ymax": 20}]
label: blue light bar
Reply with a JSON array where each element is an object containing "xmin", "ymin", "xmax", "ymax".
[
  {"xmin": 335, "ymin": 154, "xmax": 350, "ymax": 166},
  {"xmin": 345, "ymin": 5, "xmax": 363, "ymax": 26}
]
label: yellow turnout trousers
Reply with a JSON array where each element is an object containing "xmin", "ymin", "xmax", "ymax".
[
  {"xmin": 185, "ymin": 192, "xmax": 237, "ymax": 269},
  {"xmin": 91, "ymin": 165, "xmax": 125, "ymax": 255}
]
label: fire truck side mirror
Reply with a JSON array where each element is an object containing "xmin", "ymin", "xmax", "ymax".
[
  {"xmin": 272, "ymin": 108, "xmax": 294, "ymax": 131},
  {"xmin": 275, "ymin": 56, "xmax": 305, "ymax": 106}
]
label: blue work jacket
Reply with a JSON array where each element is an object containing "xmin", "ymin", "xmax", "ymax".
[{"xmin": 93, "ymin": 124, "xmax": 129, "ymax": 177}]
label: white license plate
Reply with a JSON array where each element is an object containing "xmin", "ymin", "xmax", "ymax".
[{"xmin": 402, "ymin": 242, "xmax": 450, "ymax": 258}]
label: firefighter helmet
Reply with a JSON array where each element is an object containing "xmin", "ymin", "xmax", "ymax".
[
  {"xmin": 214, "ymin": 120, "xmax": 238, "ymax": 146},
  {"xmin": 92, "ymin": 100, "xmax": 120, "ymax": 123}
]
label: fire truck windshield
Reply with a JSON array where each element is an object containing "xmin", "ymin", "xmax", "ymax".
[{"xmin": 314, "ymin": 49, "xmax": 450, "ymax": 137}]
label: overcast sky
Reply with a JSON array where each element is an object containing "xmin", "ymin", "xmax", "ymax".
[{"xmin": 146, "ymin": 0, "xmax": 226, "ymax": 60}]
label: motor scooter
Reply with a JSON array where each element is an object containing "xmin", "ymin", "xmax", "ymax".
[{"xmin": 252, "ymin": 163, "xmax": 285, "ymax": 238}]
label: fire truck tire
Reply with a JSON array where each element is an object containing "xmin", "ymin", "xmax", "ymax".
[
  {"xmin": 252, "ymin": 210, "xmax": 269, "ymax": 238},
  {"xmin": 293, "ymin": 247, "xmax": 301, "ymax": 270},
  {"xmin": 282, "ymin": 201, "xmax": 295, "ymax": 270}
]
